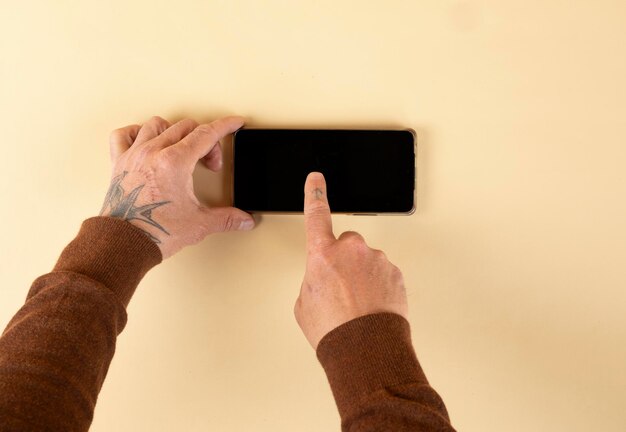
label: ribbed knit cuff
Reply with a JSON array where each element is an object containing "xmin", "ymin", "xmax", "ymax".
[
  {"xmin": 53, "ymin": 217, "xmax": 162, "ymax": 308},
  {"xmin": 316, "ymin": 313, "xmax": 428, "ymax": 419}
]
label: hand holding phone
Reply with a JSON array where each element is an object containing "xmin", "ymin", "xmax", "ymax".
[
  {"xmin": 294, "ymin": 172, "xmax": 409, "ymax": 349},
  {"xmin": 103, "ymin": 116, "xmax": 255, "ymax": 259}
]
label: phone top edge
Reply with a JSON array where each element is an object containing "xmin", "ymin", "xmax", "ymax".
[
  {"xmin": 233, "ymin": 128, "xmax": 417, "ymax": 149},
  {"xmin": 235, "ymin": 210, "xmax": 416, "ymax": 216},
  {"xmin": 234, "ymin": 127, "xmax": 417, "ymax": 133}
]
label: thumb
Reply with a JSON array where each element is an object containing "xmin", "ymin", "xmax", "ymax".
[{"xmin": 201, "ymin": 206, "xmax": 255, "ymax": 233}]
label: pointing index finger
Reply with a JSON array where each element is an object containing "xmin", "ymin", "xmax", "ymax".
[{"xmin": 304, "ymin": 172, "xmax": 335, "ymax": 250}]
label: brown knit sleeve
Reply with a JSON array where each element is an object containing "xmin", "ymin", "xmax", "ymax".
[
  {"xmin": 316, "ymin": 312, "xmax": 456, "ymax": 432},
  {"xmin": 0, "ymin": 217, "xmax": 161, "ymax": 432}
]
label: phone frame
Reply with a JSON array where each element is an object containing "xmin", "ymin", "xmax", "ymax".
[{"xmin": 231, "ymin": 127, "xmax": 417, "ymax": 215}]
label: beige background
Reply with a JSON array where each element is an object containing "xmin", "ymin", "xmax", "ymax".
[{"xmin": 1, "ymin": 1, "xmax": 625, "ymax": 430}]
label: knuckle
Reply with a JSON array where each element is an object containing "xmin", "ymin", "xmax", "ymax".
[
  {"xmin": 194, "ymin": 124, "xmax": 219, "ymax": 140},
  {"xmin": 179, "ymin": 118, "xmax": 198, "ymax": 130},
  {"xmin": 390, "ymin": 263, "xmax": 404, "ymax": 280},
  {"xmin": 304, "ymin": 203, "xmax": 330, "ymax": 218},
  {"xmin": 109, "ymin": 125, "xmax": 140, "ymax": 148},
  {"xmin": 221, "ymin": 213, "xmax": 236, "ymax": 232},
  {"xmin": 150, "ymin": 116, "xmax": 170, "ymax": 132},
  {"xmin": 373, "ymin": 248, "xmax": 388, "ymax": 260},
  {"xmin": 109, "ymin": 128, "xmax": 124, "ymax": 141},
  {"xmin": 133, "ymin": 143, "xmax": 154, "ymax": 160},
  {"xmin": 341, "ymin": 231, "xmax": 366, "ymax": 247}
]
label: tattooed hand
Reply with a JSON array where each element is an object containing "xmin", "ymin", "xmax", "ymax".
[
  {"xmin": 294, "ymin": 172, "xmax": 409, "ymax": 349},
  {"xmin": 101, "ymin": 116, "xmax": 255, "ymax": 259}
]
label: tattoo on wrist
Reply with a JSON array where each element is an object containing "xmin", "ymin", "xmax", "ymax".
[{"xmin": 99, "ymin": 171, "xmax": 170, "ymax": 244}]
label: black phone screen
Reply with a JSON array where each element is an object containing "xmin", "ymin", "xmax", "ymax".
[{"xmin": 232, "ymin": 129, "xmax": 415, "ymax": 213}]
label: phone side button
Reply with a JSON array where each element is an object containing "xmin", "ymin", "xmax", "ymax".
[{"xmin": 353, "ymin": 213, "xmax": 377, "ymax": 216}]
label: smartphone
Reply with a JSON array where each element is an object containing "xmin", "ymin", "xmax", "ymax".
[{"xmin": 232, "ymin": 128, "xmax": 416, "ymax": 214}]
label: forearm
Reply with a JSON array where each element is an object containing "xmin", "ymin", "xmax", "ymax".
[
  {"xmin": 0, "ymin": 273, "xmax": 127, "ymax": 431},
  {"xmin": 0, "ymin": 217, "xmax": 160, "ymax": 431},
  {"xmin": 317, "ymin": 313, "xmax": 456, "ymax": 432}
]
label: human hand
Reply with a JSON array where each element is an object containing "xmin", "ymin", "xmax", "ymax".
[
  {"xmin": 101, "ymin": 115, "xmax": 255, "ymax": 259},
  {"xmin": 294, "ymin": 172, "xmax": 409, "ymax": 349}
]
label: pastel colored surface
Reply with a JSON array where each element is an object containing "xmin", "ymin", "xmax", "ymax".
[{"xmin": 1, "ymin": 1, "xmax": 625, "ymax": 431}]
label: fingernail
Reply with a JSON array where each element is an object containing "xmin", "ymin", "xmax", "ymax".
[{"xmin": 239, "ymin": 219, "xmax": 255, "ymax": 230}]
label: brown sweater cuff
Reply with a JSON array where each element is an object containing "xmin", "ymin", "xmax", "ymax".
[
  {"xmin": 52, "ymin": 217, "xmax": 162, "ymax": 308},
  {"xmin": 316, "ymin": 312, "xmax": 428, "ymax": 418}
]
